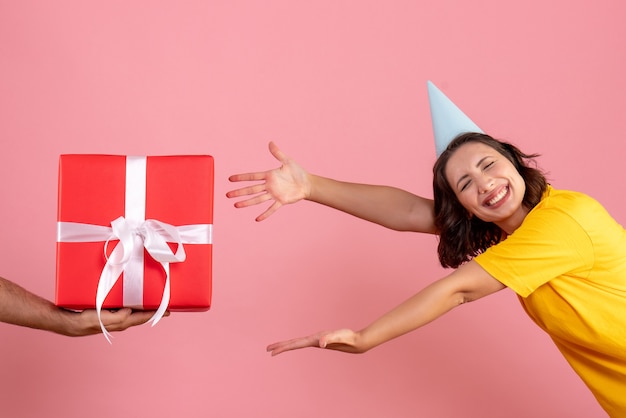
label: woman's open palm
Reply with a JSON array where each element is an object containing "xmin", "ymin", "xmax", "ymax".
[
  {"xmin": 266, "ymin": 329, "xmax": 364, "ymax": 356},
  {"xmin": 227, "ymin": 142, "xmax": 311, "ymax": 221}
]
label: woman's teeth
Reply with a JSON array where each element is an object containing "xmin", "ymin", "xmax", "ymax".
[{"xmin": 487, "ymin": 187, "xmax": 508, "ymax": 206}]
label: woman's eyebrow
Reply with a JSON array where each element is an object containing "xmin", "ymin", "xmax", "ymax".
[
  {"xmin": 456, "ymin": 174, "xmax": 469, "ymax": 190},
  {"xmin": 475, "ymin": 156, "xmax": 490, "ymax": 168}
]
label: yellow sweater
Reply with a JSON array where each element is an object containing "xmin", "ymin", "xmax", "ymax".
[{"xmin": 476, "ymin": 186, "xmax": 626, "ymax": 417}]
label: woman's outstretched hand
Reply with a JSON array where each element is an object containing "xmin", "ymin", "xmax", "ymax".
[
  {"xmin": 227, "ymin": 142, "xmax": 311, "ymax": 222},
  {"xmin": 267, "ymin": 329, "xmax": 366, "ymax": 356}
]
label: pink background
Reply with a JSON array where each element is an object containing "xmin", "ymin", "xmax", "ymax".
[{"xmin": 0, "ymin": 1, "xmax": 624, "ymax": 417}]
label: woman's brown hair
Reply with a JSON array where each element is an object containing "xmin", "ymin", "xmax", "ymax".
[{"xmin": 433, "ymin": 132, "xmax": 547, "ymax": 268}]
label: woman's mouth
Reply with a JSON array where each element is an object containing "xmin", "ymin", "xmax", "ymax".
[{"xmin": 486, "ymin": 186, "xmax": 509, "ymax": 207}]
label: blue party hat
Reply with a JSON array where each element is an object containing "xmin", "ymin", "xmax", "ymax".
[{"xmin": 427, "ymin": 81, "xmax": 483, "ymax": 157}]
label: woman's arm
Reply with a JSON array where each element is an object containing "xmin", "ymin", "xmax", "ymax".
[
  {"xmin": 307, "ymin": 175, "xmax": 436, "ymax": 233},
  {"xmin": 267, "ymin": 261, "xmax": 505, "ymax": 355},
  {"xmin": 227, "ymin": 142, "xmax": 436, "ymax": 233},
  {"xmin": 0, "ymin": 276, "xmax": 160, "ymax": 336}
]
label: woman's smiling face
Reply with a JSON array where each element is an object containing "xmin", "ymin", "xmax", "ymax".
[{"xmin": 444, "ymin": 141, "xmax": 529, "ymax": 234}]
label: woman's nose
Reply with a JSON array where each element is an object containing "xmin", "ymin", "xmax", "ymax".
[{"xmin": 478, "ymin": 176, "xmax": 495, "ymax": 194}]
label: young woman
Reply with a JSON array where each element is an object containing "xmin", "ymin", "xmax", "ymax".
[{"xmin": 227, "ymin": 133, "xmax": 626, "ymax": 416}]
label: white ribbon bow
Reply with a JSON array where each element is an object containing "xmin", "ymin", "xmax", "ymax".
[{"xmin": 99, "ymin": 217, "xmax": 185, "ymax": 341}]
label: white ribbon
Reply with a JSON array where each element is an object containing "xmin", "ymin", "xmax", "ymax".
[{"xmin": 56, "ymin": 156, "xmax": 212, "ymax": 342}]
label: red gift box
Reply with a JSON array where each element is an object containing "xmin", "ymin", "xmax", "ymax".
[{"xmin": 56, "ymin": 155, "xmax": 213, "ymax": 316}]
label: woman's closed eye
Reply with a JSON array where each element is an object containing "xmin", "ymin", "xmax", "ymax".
[{"xmin": 460, "ymin": 161, "xmax": 495, "ymax": 191}]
